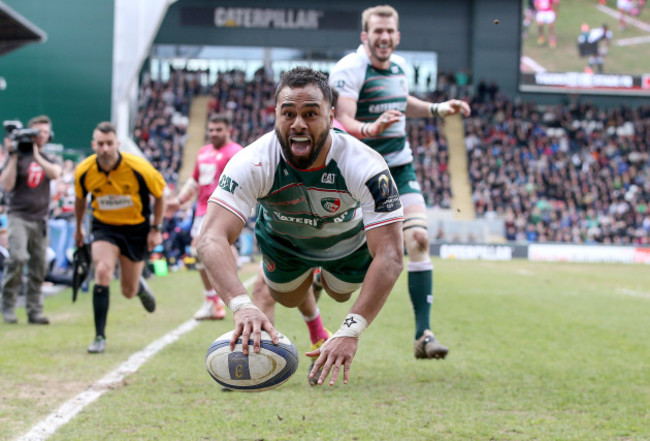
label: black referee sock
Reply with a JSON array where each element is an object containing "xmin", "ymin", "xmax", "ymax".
[{"xmin": 93, "ymin": 284, "xmax": 110, "ymax": 338}]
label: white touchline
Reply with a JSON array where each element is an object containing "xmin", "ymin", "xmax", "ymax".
[
  {"xmin": 521, "ymin": 56, "xmax": 547, "ymax": 73},
  {"xmin": 617, "ymin": 35, "xmax": 650, "ymax": 46},
  {"xmin": 618, "ymin": 288, "xmax": 650, "ymax": 299},
  {"xmin": 16, "ymin": 274, "xmax": 258, "ymax": 441},
  {"xmin": 596, "ymin": 4, "xmax": 650, "ymax": 32}
]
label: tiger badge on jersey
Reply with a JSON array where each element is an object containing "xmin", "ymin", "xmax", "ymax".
[
  {"xmin": 321, "ymin": 197, "xmax": 341, "ymax": 213},
  {"xmin": 263, "ymin": 256, "xmax": 276, "ymax": 272}
]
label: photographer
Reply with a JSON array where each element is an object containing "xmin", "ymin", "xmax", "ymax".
[{"xmin": 1, "ymin": 115, "xmax": 62, "ymax": 324}]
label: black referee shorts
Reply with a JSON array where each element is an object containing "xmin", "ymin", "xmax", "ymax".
[{"xmin": 91, "ymin": 218, "xmax": 149, "ymax": 262}]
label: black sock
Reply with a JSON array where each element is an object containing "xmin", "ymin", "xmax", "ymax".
[{"xmin": 93, "ymin": 284, "xmax": 110, "ymax": 338}]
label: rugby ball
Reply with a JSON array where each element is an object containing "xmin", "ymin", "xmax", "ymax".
[{"xmin": 205, "ymin": 330, "xmax": 299, "ymax": 392}]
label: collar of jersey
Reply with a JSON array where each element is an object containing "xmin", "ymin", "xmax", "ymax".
[{"xmin": 95, "ymin": 151, "xmax": 123, "ymax": 174}]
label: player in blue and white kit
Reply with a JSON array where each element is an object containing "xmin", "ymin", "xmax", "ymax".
[
  {"xmin": 329, "ymin": 5, "xmax": 471, "ymax": 360},
  {"xmin": 198, "ymin": 67, "xmax": 404, "ymax": 387}
]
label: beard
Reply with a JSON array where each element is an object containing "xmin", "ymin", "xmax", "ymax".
[
  {"xmin": 367, "ymin": 39, "xmax": 395, "ymax": 64},
  {"xmin": 96, "ymin": 152, "xmax": 118, "ymax": 172},
  {"xmin": 275, "ymin": 127, "xmax": 329, "ymax": 170},
  {"xmin": 211, "ymin": 136, "xmax": 226, "ymax": 149}
]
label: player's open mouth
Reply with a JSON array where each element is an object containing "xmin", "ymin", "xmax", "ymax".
[{"xmin": 290, "ymin": 136, "xmax": 311, "ymax": 156}]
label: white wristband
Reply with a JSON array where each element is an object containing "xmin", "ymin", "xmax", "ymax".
[
  {"xmin": 330, "ymin": 313, "xmax": 368, "ymax": 340},
  {"xmin": 228, "ymin": 294, "xmax": 259, "ymax": 314},
  {"xmin": 436, "ymin": 101, "xmax": 453, "ymax": 117}
]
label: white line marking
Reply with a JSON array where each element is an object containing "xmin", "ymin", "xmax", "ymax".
[
  {"xmin": 516, "ymin": 269, "xmax": 535, "ymax": 276},
  {"xmin": 617, "ymin": 35, "xmax": 650, "ymax": 46},
  {"xmin": 15, "ymin": 320, "xmax": 200, "ymax": 441},
  {"xmin": 521, "ymin": 56, "xmax": 547, "ymax": 73},
  {"xmin": 16, "ymin": 275, "xmax": 258, "ymax": 441},
  {"xmin": 618, "ymin": 288, "xmax": 650, "ymax": 299},
  {"xmin": 596, "ymin": 4, "xmax": 650, "ymax": 32}
]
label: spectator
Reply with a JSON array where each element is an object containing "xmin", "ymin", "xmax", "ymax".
[{"xmin": 1, "ymin": 115, "xmax": 62, "ymax": 325}]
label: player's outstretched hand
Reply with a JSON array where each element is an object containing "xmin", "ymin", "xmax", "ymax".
[
  {"xmin": 305, "ymin": 336, "xmax": 358, "ymax": 386},
  {"xmin": 231, "ymin": 307, "xmax": 278, "ymax": 355},
  {"xmin": 440, "ymin": 99, "xmax": 471, "ymax": 117},
  {"xmin": 370, "ymin": 110, "xmax": 403, "ymax": 136}
]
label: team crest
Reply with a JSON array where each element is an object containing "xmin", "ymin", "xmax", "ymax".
[
  {"xmin": 321, "ymin": 197, "xmax": 341, "ymax": 213},
  {"xmin": 263, "ymin": 256, "xmax": 276, "ymax": 272}
]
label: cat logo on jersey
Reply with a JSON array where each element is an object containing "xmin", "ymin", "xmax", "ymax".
[
  {"xmin": 366, "ymin": 170, "xmax": 401, "ymax": 213},
  {"xmin": 321, "ymin": 197, "xmax": 341, "ymax": 213},
  {"xmin": 218, "ymin": 174, "xmax": 239, "ymax": 194},
  {"xmin": 321, "ymin": 173, "xmax": 335, "ymax": 184}
]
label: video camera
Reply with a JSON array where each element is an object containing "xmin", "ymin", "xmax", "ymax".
[{"xmin": 3, "ymin": 120, "xmax": 39, "ymax": 154}]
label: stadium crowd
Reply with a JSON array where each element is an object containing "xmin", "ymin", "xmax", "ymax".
[
  {"xmin": 1, "ymin": 69, "xmax": 647, "ymax": 281},
  {"xmin": 465, "ymin": 94, "xmax": 649, "ymax": 244},
  {"xmin": 205, "ymin": 67, "xmax": 277, "ymax": 146},
  {"xmin": 196, "ymin": 68, "xmax": 648, "ymax": 245},
  {"xmin": 133, "ymin": 68, "xmax": 200, "ymax": 187}
]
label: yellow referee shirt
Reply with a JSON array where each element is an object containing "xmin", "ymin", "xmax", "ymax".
[{"xmin": 75, "ymin": 152, "xmax": 166, "ymax": 226}]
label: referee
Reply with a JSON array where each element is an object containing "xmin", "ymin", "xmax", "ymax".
[{"xmin": 74, "ymin": 122, "xmax": 167, "ymax": 354}]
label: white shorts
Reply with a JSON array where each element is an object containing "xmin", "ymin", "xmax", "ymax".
[
  {"xmin": 618, "ymin": 0, "xmax": 634, "ymax": 12},
  {"xmin": 262, "ymin": 266, "xmax": 361, "ymax": 295},
  {"xmin": 535, "ymin": 10, "xmax": 556, "ymax": 24},
  {"xmin": 400, "ymin": 192, "xmax": 426, "ymax": 210},
  {"xmin": 190, "ymin": 215, "xmax": 205, "ymax": 239}
]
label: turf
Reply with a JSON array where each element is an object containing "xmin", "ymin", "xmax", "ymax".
[
  {"xmin": 521, "ymin": 0, "xmax": 650, "ymax": 75},
  {"xmin": 1, "ymin": 258, "xmax": 649, "ymax": 440}
]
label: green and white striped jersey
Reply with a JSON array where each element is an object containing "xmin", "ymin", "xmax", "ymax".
[
  {"xmin": 209, "ymin": 130, "xmax": 403, "ymax": 261},
  {"xmin": 330, "ymin": 45, "xmax": 413, "ymax": 168}
]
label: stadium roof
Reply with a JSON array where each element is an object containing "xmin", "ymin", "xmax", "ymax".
[{"xmin": 0, "ymin": 1, "xmax": 47, "ymax": 57}]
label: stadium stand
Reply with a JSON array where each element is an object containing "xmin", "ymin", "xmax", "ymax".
[
  {"xmin": 133, "ymin": 68, "xmax": 199, "ymax": 188},
  {"xmin": 444, "ymin": 113, "xmax": 475, "ymax": 220},
  {"xmin": 134, "ymin": 66, "xmax": 647, "ymax": 247},
  {"xmin": 179, "ymin": 95, "xmax": 209, "ymax": 184},
  {"xmin": 465, "ymin": 93, "xmax": 649, "ymax": 245}
]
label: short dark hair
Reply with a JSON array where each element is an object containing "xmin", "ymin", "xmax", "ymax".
[
  {"xmin": 331, "ymin": 88, "xmax": 339, "ymax": 107},
  {"xmin": 94, "ymin": 121, "xmax": 116, "ymax": 134},
  {"xmin": 209, "ymin": 113, "xmax": 231, "ymax": 125},
  {"xmin": 274, "ymin": 66, "xmax": 332, "ymax": 107},
  {"xmin": 28, "ymin": 115, "xmax": 51, "ymax": 128}
]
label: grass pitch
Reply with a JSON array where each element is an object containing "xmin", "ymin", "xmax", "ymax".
[
  {"xmin": 1, "ymin": 258, "xmax": 649, "ymax": 440},
  {"xmin": 521, "ymin": 0, "xmax": 650, "ymax": 75}
]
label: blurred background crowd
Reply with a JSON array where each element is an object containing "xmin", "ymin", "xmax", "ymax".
[{"xmin": 1, "ymin": 66, "xmax": 647, "ymax": 278}]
